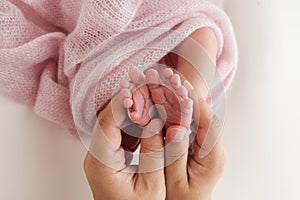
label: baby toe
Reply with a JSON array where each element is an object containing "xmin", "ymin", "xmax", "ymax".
[
  {"xmin": 183, "ymin": 80, "xmax": 195, "ymax": 99},
  {"xmin": 130, "ymin": 111, "xmax": 140, "ymax": 121},
  {"xmin": 181, "ymin": 99, "xmax": 193, "ymax": 120},
  {"xmin": 170, "ymin": 74, "xmax": 181, "ymax": 89},
  {"xmin": 177, "ymin": 85, "xmax": 188, "ymax": 99},
  {"xmin": 183, "ymin": 98, "xmax": 193, "ymax": 110},
  {"xmin": 129, "ymin": 66, "xmax": 145, "ymax": 85},
  {"xmin": 163, "ymin": 68, "xmax": 173, "ymax": 79},
  {"xmin": 163, "ymin": 68, "xmax": 173, "ymax": 85},
  {"xmin": 121, "ymin": 88, "xmax": 132, "ymax": 98},
  {"xmin": 183, "ymin": 80, "xmax": 194, "ymax": 91},
  {"xmin": 146, "ymin": 68, "xmax": 161, "ymax": 85},
  {"xmin": 124, "ymin": 98, "xmax": 133, "ymax": 108}
]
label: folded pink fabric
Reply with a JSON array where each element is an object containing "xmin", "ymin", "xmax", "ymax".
[{"xmin": 0, "ymin": 0, "xmax": 237, "ymax": 136}]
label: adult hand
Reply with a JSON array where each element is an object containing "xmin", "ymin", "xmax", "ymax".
[
  {"xmin": 163, "ymin": 28, "xmax": 227, "ymax": 200},
  {"xmin": 84, "ymin": 28, "xmax": 227, "ymax": 200},
  {"xmin": 84, "ymin": 94, "xmax": 166, "ymax": 200},
  {"xmin": 164, "ymin": 97, "xmax": 227, "ymax": 200},
  {"xmin": 84, "ymin": 96, "xmax": 226, "ymax": 200}
]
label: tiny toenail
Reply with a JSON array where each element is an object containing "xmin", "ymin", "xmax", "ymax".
[{"xmin": 164, "ymin": 68, "xmax": 173, "ymax": 78}]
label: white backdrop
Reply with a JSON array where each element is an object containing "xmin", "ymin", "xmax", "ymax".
[{"xmin": 1, "ymin": 0, "xmax": 300, "ymax": 199}]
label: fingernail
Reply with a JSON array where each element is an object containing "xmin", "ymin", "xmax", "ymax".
[{"xmin": 172, "ymin": 128, "xmax": 187, "ymax": 142}]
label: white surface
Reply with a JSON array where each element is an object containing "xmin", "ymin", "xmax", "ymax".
[
  {"xmin": 1, "ymin": 0, "xmax": 300, "ymax": 199},
  {"xmin": 0, "ymin": 100, "xmax": 93, "ymax": 200},
  {"xmin": 215, "ymin": 0, "xmax": 300, "ymax": 199}
]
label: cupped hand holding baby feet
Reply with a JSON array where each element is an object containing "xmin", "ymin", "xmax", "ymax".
[
  {"xmin": 84, "ymin": 92, "xmax": 166, "ymax": 200},
  {"xmin": 159, "ymin": 28, "xmax": 227, "ymax": 199},
  {"xmin": 85, "ymin": 31, "xmax": 226, "ymax": 200},
  {"xmin": 84, "ymin": 92, "xmax": 226, "ymax": 200},
  {"xmin": 164, "ymin": 97, "xmax": 227, "ymax": 200}
]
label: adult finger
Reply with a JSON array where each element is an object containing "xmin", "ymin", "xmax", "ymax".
[
  {"xmin": 88, "ymin": 94, "xmax": 127, "ymax": 172},
  {"xmin": 188, "ymin": 98, "xmax": 226, "ymax": 181},
  {"xmin": 193, "ymin": 98, "xmax": 222, "ymax": 160},
  {"xmin": 138, "ymin": 119, "xmax": 165, "ymax": 184},
  {"xmin": 164, "ymin": 126, "xmax": 190, "ymax": 186}
]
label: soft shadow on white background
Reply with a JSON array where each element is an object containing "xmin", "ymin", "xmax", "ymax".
[
  {"xmin": 1, "ymin": 1, "xmax": 300, "ymax": 200},
  {"xmin": 215, "ymin": 0, "xmax": 300, "ymax": 200},
  {"xmin": 0, "ymin": 101, "xmax": 93, "ymax": 199}
]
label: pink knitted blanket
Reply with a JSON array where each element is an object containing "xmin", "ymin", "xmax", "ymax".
[{"xmin": 0, "ymin": 0, "xmax": 237, "ymax": 136}]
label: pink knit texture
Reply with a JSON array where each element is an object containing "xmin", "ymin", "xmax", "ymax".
[{"xmin": 0, "ymin": 0, "xmax": 237, "ymax": 136}]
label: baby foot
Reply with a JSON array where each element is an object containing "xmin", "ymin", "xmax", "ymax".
[
  {"xmin": 146, "ymin": 68, "xmax": 193, "ymax": 130},
  {"xmin": 120, "ymin": 67, "xmax": 153, "ymax": 127}
]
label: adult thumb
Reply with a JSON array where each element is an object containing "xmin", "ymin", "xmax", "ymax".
[
  {"xmin": 164, "ymin": 126, "xmax": 189, "ymax": 185},
  {"xmin": 138, "ymin": 119, "xmax": 165, "ymax": 175},
  {"xmin": 88, "ymin": 96, "xmax": 125, "ymax": 172}
]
